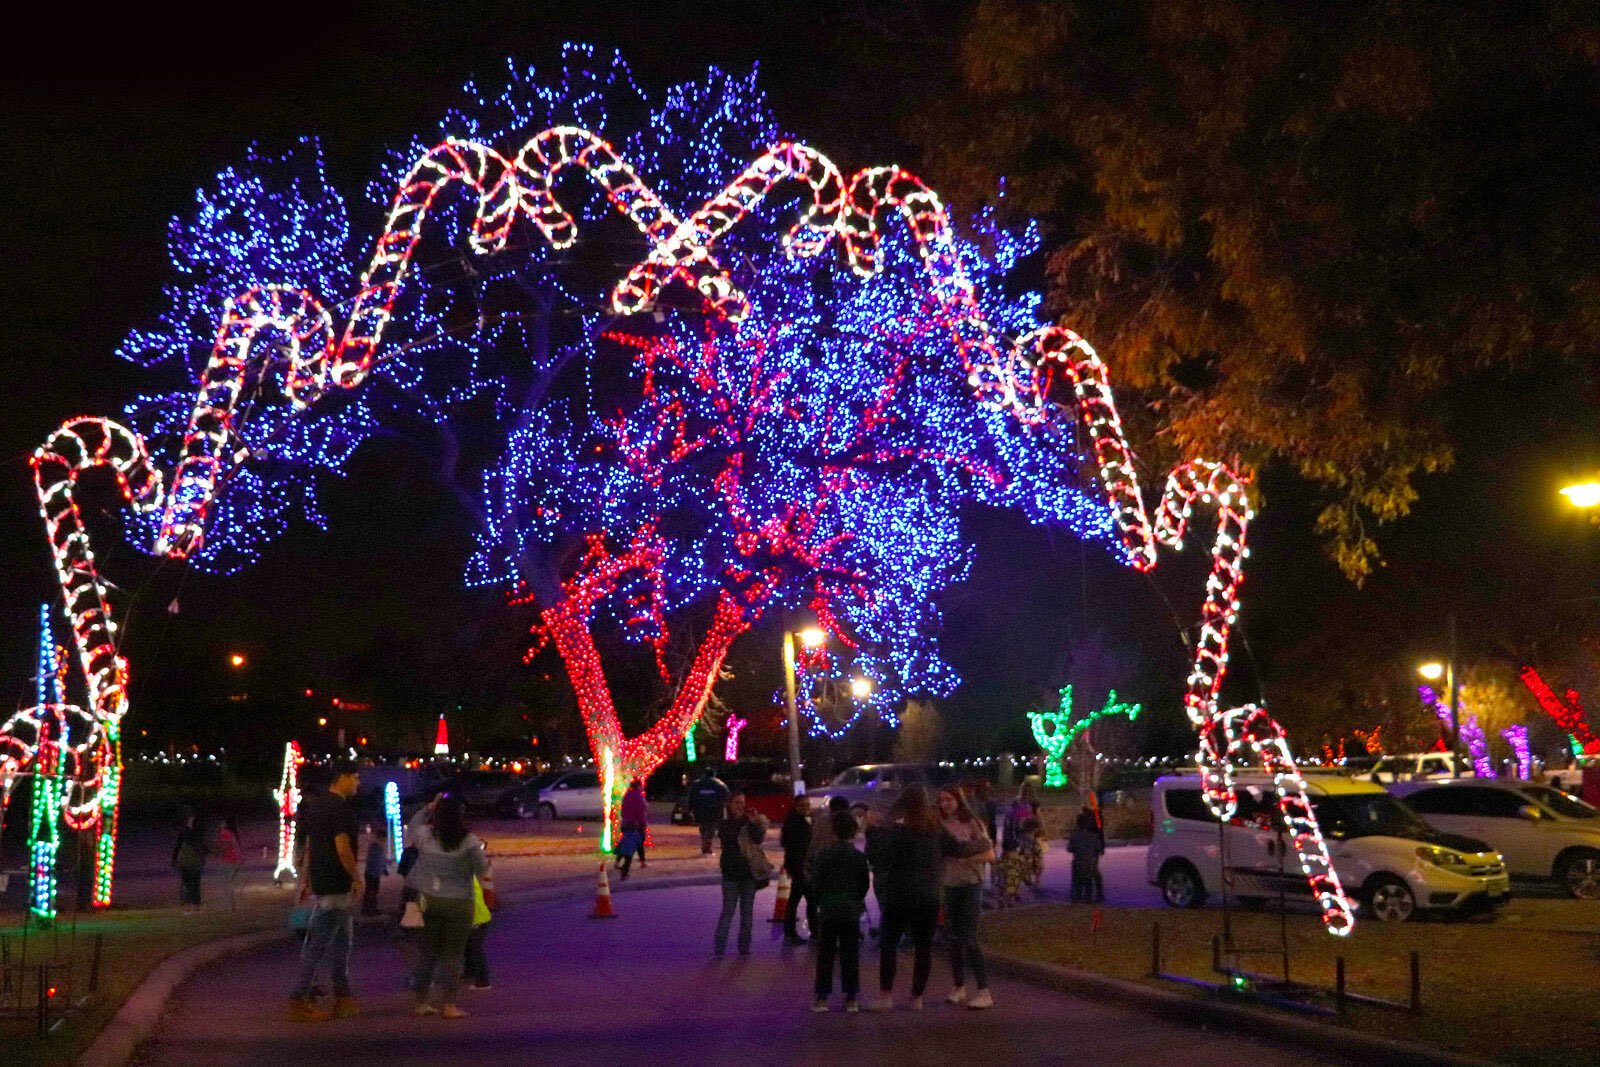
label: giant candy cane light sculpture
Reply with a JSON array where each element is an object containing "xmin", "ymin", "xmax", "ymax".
[{"xmin": 27, "ymin": 125, "xmax": 1354, "ymax": 930}]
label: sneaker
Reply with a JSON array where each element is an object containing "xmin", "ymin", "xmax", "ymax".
[
  {"xmin": 910, "ymin": 996, "xmax": 924, "ymax": 1011},
  {"xmin": 412, "ymin": 1003, "xmax": 440, "ymax": 1017},
  {"xmin": 440, "ymin": 1005, "xmax": 469, "ymax": 1019},
  {"xmin": 845, "ymin": 999, "xmax": 860, "ymax": 1013},
  {"xmin": 966, "ymin": 989, "xmax": 994, "ymax": 1010},
  {"xmin": 946, "ymin": 986, "xmax": 968, "ymax": 1005},
  {"xmin": 811, "ymin": 999, "xmax": 830, "ymax": 1013},
  {"xmin": 289, "ymin": 998, "xmax": 329, "ymax": 1022},
  {"xmin": 332, "ymin": 996, "xmax": 360, "ymax": 1019},
  {"xmin": 867, "ymin": 995, "xmax": 895, "ymax": 1012}
]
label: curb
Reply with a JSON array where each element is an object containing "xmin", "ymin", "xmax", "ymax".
[
  {"xmin": 78, "ymin": 928, "xmax": 287, "ymax": 1067},
  {"xmin": 77, "ymin": 871, "xmax": 724, "ymax": 1067},
  {"xmin": 985, "ymin": 951, "xmax": 1498, "ymax": 1067}
]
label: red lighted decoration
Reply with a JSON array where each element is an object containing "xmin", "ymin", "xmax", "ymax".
[
  {"xmin": 1519, "ymin": 667, "xmax": 1600, "ymax": 755},
  {"xmin": 434, "ymin": 714, "xmax": 450, "ymax": 756},
  {"xmin": 25, "ymin": 125, "xmax": 1352, "ymax": 931}
]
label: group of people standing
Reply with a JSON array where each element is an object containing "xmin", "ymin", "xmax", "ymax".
[
  {"xmin": 714, "ymin": 779, "xmax": 1001, "ymax": 1013},
  {"xmin": 169, "ymin": 810, "xmax": 245, "ymax": 911},
  {"xmin": 288, "ymin": 760, "xmax": 497, "ymax": 1022}
]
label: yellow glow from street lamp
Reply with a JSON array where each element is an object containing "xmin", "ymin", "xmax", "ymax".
[
  {"xmin": 1417, "ymin": 662, "xmax": 1445, "ymax": 681},
  {"xmin": 317, "ymin": 717, "xmax": 328, "ymax": 727},
  {"xmin": 1560, "ymin": 482, "xmax": 1600, "ymax": 508},
  {"xmin": 850, "ymin": 677, "xmax": 873, "ymax": 698},
  {"xmin": 798, "ymin": 627, "xmax": 826, "ymax": 649},
  {"xmin": 229, "ymin": 653, "xmax": 245, "ymax": 668}
]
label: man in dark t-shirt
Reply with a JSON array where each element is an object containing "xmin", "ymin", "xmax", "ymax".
[{"xmin": 290, "ymin": 760, "xmax": 363, "ymax": 1019}]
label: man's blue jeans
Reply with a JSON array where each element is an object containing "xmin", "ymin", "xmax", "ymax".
[{"xmin": 292, "ymin": 897, "xmax": 354, "ymax": 998}]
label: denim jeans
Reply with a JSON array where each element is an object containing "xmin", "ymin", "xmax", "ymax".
[
  {"xmin": 292, "ymin": 897, "xmax": 354, "ymax": 998},
  {"xmin": 943, "ymin": 882, "xmax": 988, "ymax": 989},
  {"xmin": 714, "ymin": 879, "xmax": 757, "ymax": 955}
]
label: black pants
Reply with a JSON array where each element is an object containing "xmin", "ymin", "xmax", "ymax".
[
  {"xmin": 464, "ymin": 921, "xmax": 490, "ymax": 986},
  {"xmin": 179, "ymin": 867, "xmax": 203, "ymax": 906},
  {"xmin": 814, "ymin": 916, "xmax": 860, "ymax": 999},
  {"xmin": 878, "ymin": 897, "xmax": 938, "ymax": 996},
  {"xmin": 784, "ymin": 870, "xmax": 814, "ymax": 937}
]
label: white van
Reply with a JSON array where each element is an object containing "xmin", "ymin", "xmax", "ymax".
[{"xmin": 1147, "ymin": 774, "xmax": 1511, "ymax": 922}]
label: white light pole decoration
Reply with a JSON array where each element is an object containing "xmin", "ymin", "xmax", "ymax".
[
  {"xmin": 273, "ymin": 741, "xmax": 304, "ymax": 881},
  {"xmin": 23, "ymin": 123, "xmax": 1354, "ymax": 934}
]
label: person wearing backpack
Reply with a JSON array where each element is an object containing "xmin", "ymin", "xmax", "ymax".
[
  {"xmin": 810, "ymin": 808, "xmax": 870, "ymax": 1013},
  {"xmin": 713, "ymin": 792, "xmax": 769, "ymax": 957}
]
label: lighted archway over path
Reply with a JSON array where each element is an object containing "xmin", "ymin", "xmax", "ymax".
[{"xmin": 17, "ymin": 127, "xmax": 1354, "ymax": 934}]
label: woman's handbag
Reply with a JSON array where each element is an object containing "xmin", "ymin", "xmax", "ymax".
[{"xmin": 740, "ymin": 828, "xmax": 774, "ymax": 887}]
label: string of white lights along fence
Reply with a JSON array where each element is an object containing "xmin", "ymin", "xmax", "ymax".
[{"xmin": 27, "ymin": 127, "xmax": 1354, "ymax": 932}]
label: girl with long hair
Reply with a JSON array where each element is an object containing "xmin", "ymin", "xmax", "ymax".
[
  {"xmin": 937, "ymin": 786, "xmax": 995, "ymax": 1008},
  {"xmin": 407, "ymin": 795, "xmax": 494, "ymax": 1018}
]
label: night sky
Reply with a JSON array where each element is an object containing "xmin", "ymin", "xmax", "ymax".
[{"xmin": 4, "ymin": 4, "xmax": 1597, "ymax": 764}]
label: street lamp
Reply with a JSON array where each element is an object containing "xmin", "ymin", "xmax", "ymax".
[
  {"xmin": 849, "ymin": 677, "xmax": 874, "ymax": 699},
  {"xmin": 1560, "ymin": 481, "xmax": 1600, "ymax": 508},
  {"xmin": 1418, "ymin": 630, "xmax": 1462, "ymax": 771},
  {"xmin": 782, "ymin": 627, "xmax": 824, "ymax": 796},
  {"xmin": 229, "ymin": 653, "xmax": 245, "ymax": 668},
  {"xmin": 1417, "ymin": 662, "xmax": 1444, "ymax": 681}
]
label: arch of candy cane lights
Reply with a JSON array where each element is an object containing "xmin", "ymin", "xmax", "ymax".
[{"xmin": 13, "ymin": 126, "xmax": 1354, "ymax": 933}]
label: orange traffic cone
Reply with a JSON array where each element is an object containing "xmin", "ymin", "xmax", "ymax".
[
  {"xmin": 769, "ymin": 867, "xmax": 791, "ymax": 922},
  {"xmin": 589, "ymin": 862, "xmax": 617, "ymax": 919}
]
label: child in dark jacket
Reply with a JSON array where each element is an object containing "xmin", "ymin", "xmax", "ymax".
[
  {"xmin": 1067, "ymin": 808, "xmax": 1106, "ymax": 903},
  {"xmin": 811, "ymin": 809, "xmax": 871, "ymax": 1012}
]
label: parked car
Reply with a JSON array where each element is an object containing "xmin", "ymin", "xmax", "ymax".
[
  {"xmin": 1148, "ymin": 773, "xmax": 1509, "ymax": 922},
  {"xmin": 419, "ymin": 770, "xmax": 541, "ymax": 819},
  {"xmin": 1394, "ymin": 779, "xmax": 1600, "ymax": 898},
  {"xmin": 536, "ymin": 768, "xmax": 605, "ymax": 819},
  {"xmin": 1365, "ymin": 751, "xmax": 1473, "ymax": 783},
  {"xmin": 805, "ymin": 763, "xmax": 956, "ymax": 814}
]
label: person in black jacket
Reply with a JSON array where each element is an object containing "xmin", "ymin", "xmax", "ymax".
[
  {"xmin": 172, "ymin": 809, "xmax": 209, "ymax": 912},
  {"xmin": 811, "ymin": 809, "xmax": 871, "ymax": 1012},
  {"xmin": 779, "ymin": 795, "xmax": 814, "ymax": 945},
  {"xmin": 688, "ymin": 767, "xmax": 730, "ymax": 855},
  {"xmin": 713, "ymin": 792, "xmax": 767, "ymax": 957},
  {"xmin": 864, "ymin": 783, "xmax": 987, "ymax": 1011}
]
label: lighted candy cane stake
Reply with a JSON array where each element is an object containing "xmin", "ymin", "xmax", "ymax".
[
  {"xmin": 273, "ymin": 741, "xmax": 304, "ymax": 881},
  {"xmin": 385, "ymin": 781, "xmax": 403, "ymax": 863},
  {"xmin": 724, "ymin": 716, "xmax": 747, "ymax": 762},
  {"xmin": 32, "ymin": 418, "xmax": 162, "ymax": 907}
]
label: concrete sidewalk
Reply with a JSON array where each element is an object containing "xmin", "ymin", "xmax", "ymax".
[{"xmin": 136, "ymin": 881, "xmax": 1349, "ymax": 1066}]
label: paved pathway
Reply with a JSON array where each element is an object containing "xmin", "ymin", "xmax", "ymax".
[{"xmin": 138, "ymin": 880, "xmax": 1345, "ymax": 1066}]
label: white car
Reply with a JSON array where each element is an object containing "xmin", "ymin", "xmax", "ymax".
[
  {"xmin": 536, "ymin": 769, "xmax": 605, "ymax": 819},
  {"xmin": 1365, "ymin": 751, "xmax": 1473, "ymax": 783},
  {"xmin": 1147, "ymin": 773, "xmax": 1510, "ymax": 922},
  {"xmin": 1395, "ymin": 780, "xmax": 1600, "ymax": 898}
]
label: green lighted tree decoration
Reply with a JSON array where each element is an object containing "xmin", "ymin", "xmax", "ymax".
[{"xmin": 1028, "ymin": 686, "xmax": 1142, "ymax": 788}]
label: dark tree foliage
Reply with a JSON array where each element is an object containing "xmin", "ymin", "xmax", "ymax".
[{"xmin": 869, "ymin": 0, "xmax": 1600, "ymax": 581}]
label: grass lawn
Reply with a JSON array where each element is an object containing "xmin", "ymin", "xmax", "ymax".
[
  {"xmin": 983, "ymin": 903, "xmax": 1600, "ymax": 1067},
  {"xmin": 1, "ymin": 904, "xmax": 285, "ymax": 1065}
]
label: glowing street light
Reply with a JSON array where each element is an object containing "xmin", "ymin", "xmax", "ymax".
[
  {"xmin": 229, "ymin": 653, "xmax": 245, "ymax": 668},
  {"xmin": 1560, "ymin": 482, "xmax": 1600, "ymax": 508},
  {"xmin": 783, "ymin": 625, "xmax": 830, "ymax": 796},
  {"xmin": 850, "ymin": 677, "xmax": 874, "ymax": 699},
  {"xmin": 1417, "ymin": 662, "xmax": 1445, "ymax": 681},
  {"xmin": 798, "ymin": 627, "xmax": 827, "ymax": 649}
]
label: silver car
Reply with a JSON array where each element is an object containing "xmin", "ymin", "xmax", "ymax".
[{"xmin": 805, "ymin": 763, "xmax": 955, "ymax": 813}]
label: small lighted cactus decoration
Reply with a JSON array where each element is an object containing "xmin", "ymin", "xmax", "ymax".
[{"xmin": 1027, "ymin": 686, "xmax": 1142, "ymax": 788}]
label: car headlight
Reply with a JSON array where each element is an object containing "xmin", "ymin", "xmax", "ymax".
[{"xmin": 1415, "ymin": 846, "xmax": 1468, "ymax": 869}]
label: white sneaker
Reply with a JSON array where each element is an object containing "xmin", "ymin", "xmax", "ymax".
[
  {"xmin": 966, "ymin": 989, "xmax": 994, "ymax": 1010},
  {"xmin": 811, "ymin": 999, "xmax": 830, "ymax": 1013},
  {"xmin": 910, "ymin": 996, "xmax": 924, "ymax": 1011},
  {"xmin": 867, "ymin": 995, "xmax": 895, "ymax": 1012},
  {"xmin": 945, "ymin": 986, "xmax": 968, "ymax": 1005}
]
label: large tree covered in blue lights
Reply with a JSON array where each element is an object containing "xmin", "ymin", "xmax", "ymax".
[{"xmin": 116, "ymin": 44, "xmax": 1114, "ymax": 779}]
